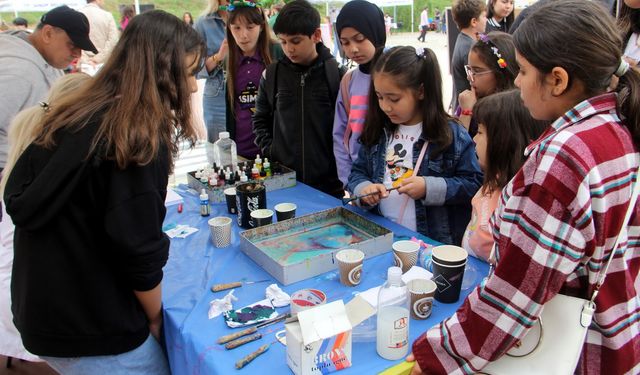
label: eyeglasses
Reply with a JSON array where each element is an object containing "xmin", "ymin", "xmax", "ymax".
[{"xmin": 464, "ymin": 65, "xmax": 493, "ymax": 83}]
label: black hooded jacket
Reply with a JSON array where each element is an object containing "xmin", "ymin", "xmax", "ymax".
[
  {"xmin": 4, "ymin": 115, "xmax": 170, "ymax": 357},
  {"xmin": 252, "ymin": 43, "xmax": 345, "ymax": 197}
]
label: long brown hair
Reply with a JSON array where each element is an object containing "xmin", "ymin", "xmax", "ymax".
[
  {"xmin": 226, "ymin": 6, "xmax": 273, "ymax": 107},
  {"xmin": 471, "ymin": 31, "xmax": 518, "ymax": 93},
  {"xmin": 513, "ymin": 0, "xmax": 640, "ymax": 147},
  {"xmin": 36, "ymin": 10, "xmax": 205, "ymax": 169},
  {"xmin": 474, "ymin": 89, "xmax": 548, "ymax": 194}
]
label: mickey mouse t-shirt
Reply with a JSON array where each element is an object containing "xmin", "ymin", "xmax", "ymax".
[{"xmin": 379, "ymin": 123, "xmax": 422, "ymax": 231}]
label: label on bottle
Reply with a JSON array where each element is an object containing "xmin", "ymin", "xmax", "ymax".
[{"xmin": 387, "ymin": 317, "xmax": 408, "ymax": 349}]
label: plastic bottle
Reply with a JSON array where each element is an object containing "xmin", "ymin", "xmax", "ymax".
[
  {"xmin": 212, "ymin": 132, "xmax": 238, "ymax": 172},
  {"xmin": 376, "ymin": 267, "xmax": 409, "ymax": 360},
  {"xmin": 263, "ymin": 158, "xmax": 272, "ymax": 177},
  {"xmin": 254, "ymin": 154, "xmax": 263, "ymax": 171},
  {"xmin": 200, "ymin": 189, "xmax": 210, "ymax": 217}
]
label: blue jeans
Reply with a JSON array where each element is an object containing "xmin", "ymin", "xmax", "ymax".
[
  {"xmin": 203, "ymin": 72, "xmax": 227, "ymax": 143},
  {"xmin": 41, "ymin": 335, "xmax": 170, "ymax": 375}
]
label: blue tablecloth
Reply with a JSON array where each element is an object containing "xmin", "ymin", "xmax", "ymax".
[{"xmin": 162, "ymin": 183, "xmax": 489, "ymax": 375}]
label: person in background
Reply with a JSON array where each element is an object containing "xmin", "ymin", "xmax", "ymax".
[
  {"xmin": 225, "ymin": 0, "xmax": 282, "ymax": 159},
  {"xmin": 0, "ymin": 73, "xmax": 90, "ymax": 368},
  {"xmin": 461, "ymin": 89, "xmax": 547, "ymax": 262},
  {"xmin": 11, "ymin": 17, "xmax": 28, "ymax": 31},
  {"xmin": 456, "ymin": 31, "xmax": 518, "ymax": 135},
  {"xmin": 434, "ymin": 8, "xmax": 442, "ymax": 33},
  {"xmin": 253, "ymin": 0, "xmax": 345, "ymax": 198},
  {"xmin": 332, "ymin": 0, "xmax": 386, "ymax": 188},
  {"xmin": 268, "ymin": 1, "xmax": 284, "ymax": 30},
  {"xmin": 450, "ymin": 0, "xmax": 486, "ymax": 110},
  {"xmin": 183, "ymin": 12, "xmax": 195, "ymax": 27},
  {"xmin": 120, "ymin": 5, "xmax": 135, "ymax": 31},
  {"xmin": 384, "ymin": 13, "xmax": 392, "ymax": 36},
  {"xmin": 196, "ymin": 0, "xmax": 229, "ymax": 149},
  {"xmin": 485, "ymin": 0, "xmax": 514, "ymax": 33},
  {"xmin": 619, "ymin": 0, "xmax": 640, "ymax": 68},
  {"xmin": 408, "ymin": 1, "xmax": 640, "ymax": 373},
  {"xmin": 347, "ymin": 46, "xmax": 482, "ymax": 245},
  {"xmin": 0, "ymin": 5, "xmax": 97, "ymax": 173},
  {"xmin": 79, "ymin": 0, "xmax": 119, "ymax": 70},
  {"xmin": 418, "ymin": 6, "xmax": 429, "ymax": 42},
  {"xmin": 4, "ymin": 11, "xmax": 204, "ymax": 374}
]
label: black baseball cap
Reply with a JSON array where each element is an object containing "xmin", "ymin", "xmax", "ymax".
[{"xmin": 40, "ymin": 5, "xmax": 98, "ymax": 54}]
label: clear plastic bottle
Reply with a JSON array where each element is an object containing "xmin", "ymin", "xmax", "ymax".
[
  {"xmin": 376, "ymin": 266, "xmax": 410, "ymax": 360},
  {"xmin": 212, "ymin": 132, "xmax": 238, "ymax": 172}
]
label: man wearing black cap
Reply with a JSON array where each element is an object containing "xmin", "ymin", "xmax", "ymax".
[{"xmin": 0, "ymin": 5, "xmax": 97, "ymax": 172}]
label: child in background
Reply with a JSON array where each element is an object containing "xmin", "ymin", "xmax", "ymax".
[
  {"xmin": 224, "ymin": 0, "xmax": 282, "ymax": 159},
  {"xmin": 457, "ymin": 31, "xmax": 518, "ymax": 134},
  {"xmin": 484, "ymin": 0, "xmax": 514, "ymax": 33},
  {"xmin": 253, "ymin": 0, "xmax": 345, "ymax": 197},
  {"xmin": 450, "ymin": 0, "xmax": 487, "ymax": 110},
  {"xmin": 461, "ymin": 89, "xmax": 547, "ymax": 262},
  {"xmin": 408, "ymin": 1, "xmax": 640, "ymax": 372},
  {"xmin": 347, "ymin": 46, "xmax": 482, "ymax": 245},
  {"xmin": 332, "ymin": 0, "xmax": 386, "ymax": 187}
]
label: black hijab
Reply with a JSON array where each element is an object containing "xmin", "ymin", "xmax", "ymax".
[{"xmin": 335, "ymin": 0, "xmax": 386, "ymax": 73}]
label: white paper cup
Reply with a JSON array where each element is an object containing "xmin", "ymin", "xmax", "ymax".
[
  {"xmin": 392, "ymin": 240, "xmax": 420, "ymax": 273},
  {"xmin": 408, "ymin": 279, "xmax": 437, "ymax": 319},
  {"xmin": 335, "ymin": 249, "xmax": 365, "ymax": 286},
  {"xmin": 208, "ymin": 217, "xmax": 232, "ymax": 248}
]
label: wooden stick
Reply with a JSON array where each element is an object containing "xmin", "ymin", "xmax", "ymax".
[
  {"xmin": 225, "ymin": 333, "xmax": 262, "ymax": 349},
  {"xmin": 235, "ymin": 344, "xmax": 270, "ymax": 369},
  {"xmin": 211, "ymin": 281, "xmax": 242, "ymax": 292},
  {"xmin": 217, "ymin": 326, "xmax": 258, "ymax": 344}
]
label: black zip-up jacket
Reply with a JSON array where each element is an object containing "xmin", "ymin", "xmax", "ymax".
[
  {"xmin": 4, "ymin": 115, "xmax": 169, "ymax": 357},
  {"xmin": 252, "ymin": 43, "xmax": 344, "ymax": 197}
]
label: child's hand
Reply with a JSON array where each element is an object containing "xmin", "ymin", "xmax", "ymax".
[
  {"xmin": 398, "ymin": 176, "xmax": 426, "ymax": 200},
  {"xmin": 359, "ymin": 184, "xmax": 389, "ymax": 206},
  {"xmin": 458, "ymin": 87, "xmax": 477, "ymax": 112}
]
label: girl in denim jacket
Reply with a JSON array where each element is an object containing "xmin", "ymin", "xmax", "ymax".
[{"xmin": 347, "ymin": 46, "xmax": 482, "ymax": 245}]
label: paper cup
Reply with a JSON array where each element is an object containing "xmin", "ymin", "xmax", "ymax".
[
  {"xmin": 335, "ymin": 249, "xmax": 364, "ymax": 287},
  {"xmin": 290, "ymin": 289, "xmax": 326, "ymax": 315},
  {"xmin": 274, "ymin": 203, "xmax": 297, "ymax": 221},
  {"xmin": 392, "ymin": 240, "xmax": 420, "ymax": 273},
  {"xmin": 250, "ymin": 209, "xmax": 273, "ymax": 227},
  {"xmin": 208, "ymin": 217, "xmax": 232, "ymax": 248},
  {"xmin": 407, "ymin": 279, "xmax": 437, "ymax": 319},
  {"xmin": 431, "ymin": 245, "xmax": 468, "ymax": 303},
  {"xmin": 224, "ymin": 187, "xmax": 237, "ymax": 214}
]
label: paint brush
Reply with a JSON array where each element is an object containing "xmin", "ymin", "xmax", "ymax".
[
  {"xmin": 218, "ymin": 313, "xmax": 290, "ymax": 345},
  {"xmin": 341, "ymin": 187, "xmax": 399, "ymax": 205},
  {"xmin": 211, "ymin": 279, "xmax": 271, "ymax": 292},
  {"xmin": 235, "ymin": 341, "xmax": 277, "ymax": 369}
]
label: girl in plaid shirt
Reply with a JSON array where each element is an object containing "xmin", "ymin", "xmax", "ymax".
[{"xmin": 408, "ymin": 1, "xmax": 640, "ymax": 373}]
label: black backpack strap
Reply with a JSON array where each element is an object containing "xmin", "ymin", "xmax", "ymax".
[
  {"xmin": 265, "ymin": 61, "xmax": 279, "ymax": 109},
  {"xmin": 324, "ymin": 58, "xmax": 345, "ymax": 105}
]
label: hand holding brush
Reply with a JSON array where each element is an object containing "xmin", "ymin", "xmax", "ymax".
[{"xmin": 342, "ymin": 185, "xmax": 398, "ymax": 206}]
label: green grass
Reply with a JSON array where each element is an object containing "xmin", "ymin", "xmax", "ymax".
[{"xmin": 1, "ymin": 0, "xmax": 453, "ymax": 33}]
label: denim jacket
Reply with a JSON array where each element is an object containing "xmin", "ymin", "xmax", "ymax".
[
  {"xmin": 347, "ymin": 120, "xmax": 483, "ymax": 245},
  {"xmin": 195, "ymin": 13, "xmax": 226, "ymax": 96}
]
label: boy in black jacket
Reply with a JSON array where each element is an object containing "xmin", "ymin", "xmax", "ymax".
[{"xmin": 252, "ymin": 0, "xmax": 345, "ymax": 198}]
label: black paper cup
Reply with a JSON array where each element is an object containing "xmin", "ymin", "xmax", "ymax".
[
  {"xmin": 250, "ymin": 209, "xmax": 274, "ymax": 227},
  {"xmin": 235, "ymin": 182, "xmax": 267, "ymax": 228},
  {"xmin": 431, "ymin": 245, "xmax": 468, "ymax": 303},
  {"xmin": 224, "ymin": 187, "xmax": 237, "ymax": 214},
  {"xmin": 274, "ymin": 203, "xmax": 297, "ymax": 221}
]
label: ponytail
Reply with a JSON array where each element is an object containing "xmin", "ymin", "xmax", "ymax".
[{"xmin": 617, "ymin": 66, "xmax": 640, "ymax": 147}]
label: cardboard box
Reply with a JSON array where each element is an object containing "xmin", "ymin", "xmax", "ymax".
[
  {"xmin": 239, "ymin": 207, "xmax": 393, "ymax": 285},
  {"xmin": 286, "ymin": 300, "xmax": 352, "ymax": 375}
]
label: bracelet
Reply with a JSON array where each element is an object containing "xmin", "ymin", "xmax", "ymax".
[{"xmin": 460, "ymin": 108, "xmax": 473, "ymax": 116}]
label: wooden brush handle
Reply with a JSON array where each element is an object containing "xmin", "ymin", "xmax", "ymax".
[
  {"xmin": 235, "ymin": 344, "xmax": 270, "ymax": 369},
  {"xmin": 225, "ymin": 333, "xmax": 262, "ymax": 349},
  {"xmin": 217, "ymin": 326, "xmax": 257, "ymax": 344},
  {"xmin": 211, "ymin": 281, "xmax": 242, "ymax": 292}
]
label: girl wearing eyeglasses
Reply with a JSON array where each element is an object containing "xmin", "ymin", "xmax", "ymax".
[{"xmin": 456, "ymin": 31, "xmax": 518, "ymax": 135}]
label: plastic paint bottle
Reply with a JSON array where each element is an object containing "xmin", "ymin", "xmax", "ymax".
[
  {"xmin": 263, "ymin": 158, "xmax": 272, "ymax": 177},
  {"xmin": 200, "ymin": 189, "xmax": 210, "ymax": 217},
  {"xmin": 376, "ymin": 267, "xmax": 409, "ymax": 360},
  {"xmin": 254, "ymin": 154, "xmax": 263, "ymax": 171}
]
